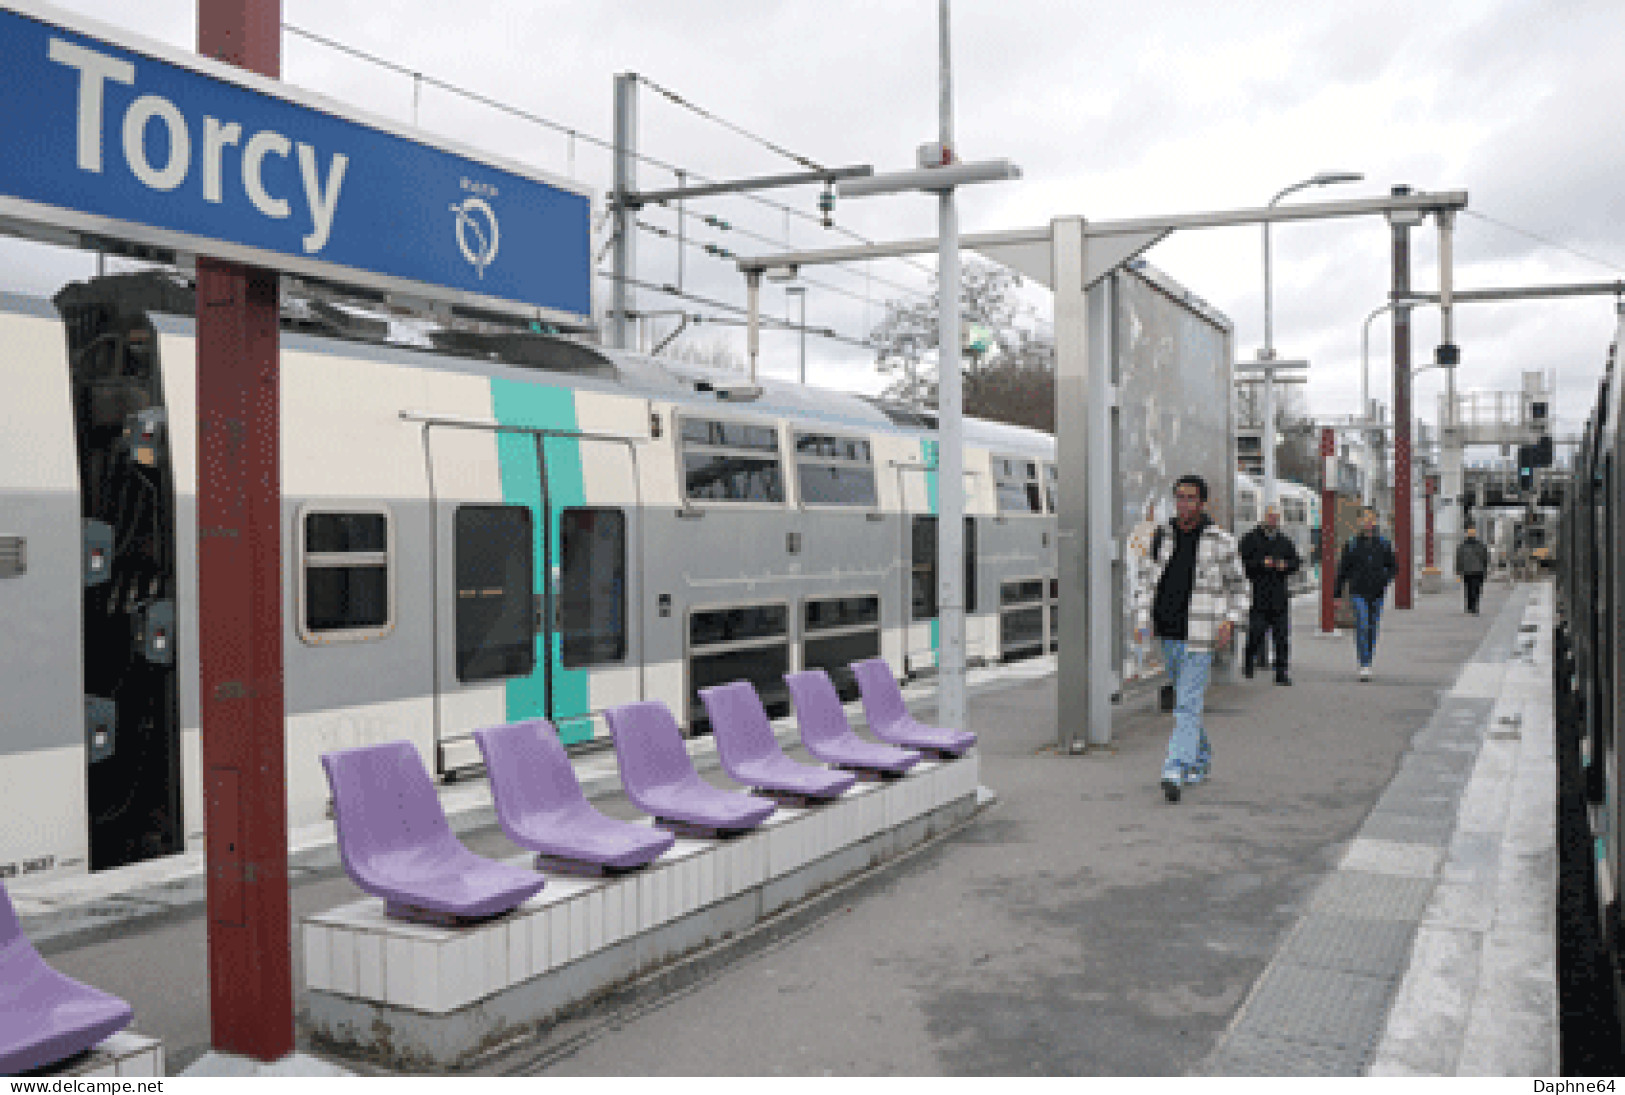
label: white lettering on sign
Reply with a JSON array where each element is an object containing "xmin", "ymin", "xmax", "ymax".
[
  {"xmin": 122, "ymin": 94, "xmax": 189, "ymax": 190},
  {"xmin": 243, "ymin": 129, "xmax": 291, "ymax": 218},
  {"xmin": 48, "ymin": 38, "xmax": 348, "ymax": 254},
  {"xmin": 202, "ymin": 117, "xmax": 242, "ymax": 203}
]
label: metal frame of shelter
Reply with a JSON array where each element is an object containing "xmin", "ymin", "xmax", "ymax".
[{"xmin": 738, "ymin": 188, "xmax": 1467, "ymax": 754}]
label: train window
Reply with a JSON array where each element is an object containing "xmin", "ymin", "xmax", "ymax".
[
  {"xmin": 802, "ymin": 595, "xmax": 882, "ymax": 694},
  {"xmin": 681, "ymin": 416, "xmax": 785, "ymax": 504},
  {"xmin": 689, "ymin": 604, "xmax": 788, "ymax": 646},
  {"xmin": 1044, "ymin": 464, "xmax": 1057, "ymax": 513},
  {"xmin": 299, "ymin": 507, "xmax": 393, "ymax": 641},
  {"xmin": 794, "ymin": 431, "xmax": 877, "ymax": 507},
  {"xmin": 995, "ymin": 456, "xmax": 1043, "ymax": 514},
  {"xmin": 1000, "ymin": 579, "xmax": 1046, "ymax": 606},
  {"xmin": 804, "ymin": 594, "xmax": 881, "ymax": 632},
  {"xmin": 911, "ymin": 516, "xmax": 977, "ymax": 619},
  {"xmin": 1282, "ymin": 498, "xmax": 1307, "ymax": 524},
  {"xmin": 454, "ymin": 505, "xmax": 536, "ymax": 683},
  {"xmin": 559, "ymin": 508, "xmax": 626, "ymax": 667},
  {"xmin": 687, "ymin": 602, "xmax": 790, "ymax": 726}
]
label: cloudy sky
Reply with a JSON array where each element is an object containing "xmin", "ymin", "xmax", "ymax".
[{"xmin": 12, "ymin": 0, "xmax": 1625, "ymax": 445}]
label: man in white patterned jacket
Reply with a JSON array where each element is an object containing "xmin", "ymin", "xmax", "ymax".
[{"xmin": 1133, "ymin": 474, "xmax": 1251, "ymax": 803}]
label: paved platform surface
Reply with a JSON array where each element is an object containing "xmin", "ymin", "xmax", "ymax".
[{"xmin": 14, "ymin": 578, "xmax": 1556, "ymax": 1076}]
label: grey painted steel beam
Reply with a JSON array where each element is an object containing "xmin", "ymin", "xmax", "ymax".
[
  {"xmin": 736, "ymin": 190, "xmax": 1467, "ymax": 274},
  {"xmin": 1401, "ymin": 280, "xmax": 1625, "ymax": 304},
  {"xmin": 616, "ymin": 166, "xmax": 873, "ymax": 208}
]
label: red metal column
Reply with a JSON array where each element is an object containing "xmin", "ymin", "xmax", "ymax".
[
  {"xmin": 1391, "ymin": 185, "xmax": 1414, "ymax": 610},
  {"xmin": 1320, "ymin": 427, "xmax": 1336, "ymax": 634},
  {"xmin": 197, "ymin": 0, "xmax": 292, "ymax": 1062},
  {"xmin": 1424, "ymin": 475, "xmax": 1436, "ymax": 569}
]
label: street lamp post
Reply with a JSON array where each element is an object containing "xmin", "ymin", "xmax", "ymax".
[
  {"xmin": 786, "ymin": 286, "xmax": 807, "ymax": 385},
  {"xmin": 1261, "ymin": 171, "xmax": 1364, "ymax": 507}
]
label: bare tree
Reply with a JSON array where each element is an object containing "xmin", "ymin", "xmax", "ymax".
[{"xmin": 870, "ymin": 261, "xmax": 1055, "ymax": 430}]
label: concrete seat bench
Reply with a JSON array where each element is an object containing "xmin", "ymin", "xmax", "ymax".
[
  {"xmin": 853, "ymin": 658, "xmax": 978, "ymax": 758},
  {"xmin": 604, "ymin": 701, "xmax": 776, "ymax": 837},
  {"xmin": 785, "ymin": 669, "xmax": 922, "ymax": 778},
  {"xmin": 302, "ymin": 750, "xmax": 983, "ymax": 1067},
  {"xmin": 474, "ymin": 718, "xmax": 675, "ymax": 875},
  {"xmin": 0, "ymin": 881, "xmax": 135, "ymax": 1075},
  {"xmin": 701, "ymin": 681, "xmax": 857, "ymax": 805},
  {"xmin": 322, "ymin": 742, "xmax": 546, "ymax": 924}
]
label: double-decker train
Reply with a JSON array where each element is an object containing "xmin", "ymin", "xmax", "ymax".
[
  {"xmin": 0, "ymin": 271, "xmax": 1060, "ymax": 882},
  {"xmin": 1555, "ymin": 321, "xmax": 1624, "ymax": 1056}
]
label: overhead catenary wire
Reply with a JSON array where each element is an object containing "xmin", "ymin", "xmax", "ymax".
[
  {"xmin": 634, "ymin": 74, "xmax": 824, "ymax": 174},
  {"xmin": 597, "ymin": 271, "xmax": 872, "ymax": 350},
  {"xmin": 282, "ymin": 23, "xmax": 951, "ymax": 344},
  {"xmin": 1462, "ymin": 209, "xmax": 1625, "ymax": 277}
]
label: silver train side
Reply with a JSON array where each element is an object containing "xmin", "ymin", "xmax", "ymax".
[
  {"xmin": 1554, "ymin": 318, "xmax": 1625, "ymax": 1054},
  {"xmin": 0, "ymin": 272, "xmax": 1058, "ymax": 881}
]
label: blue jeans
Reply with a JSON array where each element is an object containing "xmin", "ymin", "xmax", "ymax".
[
  {"xmin": 1351, "ymin": 594, "xmax": 1383, "ymax": 667},
  {"xmin": 1160, "ymin": 639, "xmax": 1213, "ymax": 773}
]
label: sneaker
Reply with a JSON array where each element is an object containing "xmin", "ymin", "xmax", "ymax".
[
  {"xmin": 1243, "ymin": 664, "xmax": 1254, "ymax": 679},
  {"xmin": 1359, "ymin": 666, "xmax": 1372, "ymax": 681},
  {"xmin": 1160, "ymin": 764, "xmax": 1183, "ymax": 802},
  {"xmin": 1275, "ymin": 670, "xmax": 1292, "ymax": 686}
]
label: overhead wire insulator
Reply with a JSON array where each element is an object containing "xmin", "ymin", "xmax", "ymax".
[{"xmin": 819, "ymin": 183, "xmax": 835, "ymax": 228}]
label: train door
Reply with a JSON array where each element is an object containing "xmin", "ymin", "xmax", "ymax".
[
  {"xmin": 428, "ymin": 424, "xmax": 639, "ymax": 772},
  {"xmin": 896, "ymin": 457, "xmax": 936, "ymax": 674},
  {"xmin": 429, "ymin": 425, "xmax": 549, "ymax": 774}
]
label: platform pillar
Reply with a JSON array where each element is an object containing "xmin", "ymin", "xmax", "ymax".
[{"xmin": 196, "ymin": 0, "xmax": 293, "ymax": 1062}]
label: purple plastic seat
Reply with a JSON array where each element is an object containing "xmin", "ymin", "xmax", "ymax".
[
  {"xmin": 0, "ymin": 881, "xmax": 132, "ymax": 1075},
  {"xmin": 784, "ymin": 670, "xmax": 922, "ymax": 778},
  {"xmin": 603, "ymin": 701, "xmax": 775, "ymax": 835},
  {"xmin": 851, "ymin": 658, "xmax": 978, "ymax": 758},
  {"xmin": 700, "ymin": 682, "xmax": 857, "ymax": 803},
  {"xmin": 473, "ymin": 718, "xmax": 674, "ymax": 874},
  {"xmin": 322, "ymin": 741, "xmax": 546, "ymax": 922}
]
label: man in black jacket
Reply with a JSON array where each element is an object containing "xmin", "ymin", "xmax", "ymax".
[
  {"xmin": 1334, "ymin": 507, "xmax": 1398, "ymax": 681},
  {"xmin": 1240, "ymin": 505, "xmax": 1301, "ymax": 684},
  {"xmin": 1455, "ymin": 526, "xmax": 1490, "ymax": 614}
]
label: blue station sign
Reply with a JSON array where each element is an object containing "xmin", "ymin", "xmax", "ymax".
[{"xmin": 0, "ymin": 2, "xmax": 593, "ymax": 322}]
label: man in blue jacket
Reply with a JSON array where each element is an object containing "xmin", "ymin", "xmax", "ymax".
[{"xmin": 1334, "ymin": 507, "xmax": 1398, "ymax": 681}]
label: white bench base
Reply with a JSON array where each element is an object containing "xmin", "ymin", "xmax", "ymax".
[
  {"xmin": 51, "ymin": 1031, "xmax": 163, "ymax": 1077},
  {"xmin": 302, "ymin": 755, "xmax": 981, "ymax": 1067}
]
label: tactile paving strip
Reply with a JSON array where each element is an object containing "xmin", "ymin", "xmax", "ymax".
[
  {"xmin": 1228, "ymin": 965, "xmax": 1394, "ymax": 1047},
  {"xmin": 1202, "ymin": 1031, "xmax": 1374, "ymax": 1077},
  {"xmin": 1356, "ymin": 810, "xmax": 1458, "ymax": 847},
  {"xmin": 1307, "ymin": 871, "xmax": 1435, "ymax": 922},
  {"xmin": 1279, "ymin": 914, "xmax": 1417, "ymax": 979}
]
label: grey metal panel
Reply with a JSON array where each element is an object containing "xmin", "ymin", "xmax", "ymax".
[
  {"xmin": 0, "ymin": 489, "xmax": 85, "ymax": 755},
  {"xmin": 280, "ymin": 496, "xmax": 437, "ymax": 718},
  {"xmin": 1113, "ymin": 264, "xmax": 1235, "ymax": 661}
]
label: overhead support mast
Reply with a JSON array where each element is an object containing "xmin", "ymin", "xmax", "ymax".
[{"xmin": 740, "ymin": 174, "xmax": 1465, "ymax": 752}]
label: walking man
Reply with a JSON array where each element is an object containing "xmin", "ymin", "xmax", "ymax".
[
  {"xmin": 1334, "ymin": 507, "xmax": 1398, "ymax": 681},
  {"xmin": 1134, "ymin": 475, "xmax": 1250, "ymax": 802},
  {"xmin": 1240, "ymin": 505, "xmax": 1301, "ymax": 685},
  {"xmin": 1456, "ymin": 525, "xmax": 1489, "ymax": 615}
]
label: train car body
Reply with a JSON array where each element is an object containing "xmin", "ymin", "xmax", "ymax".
[
  {"xmin": 1555, "ymin": 325, "xmax": 1624, "ymax": 1049},
  {"xmin": 0, "ymin": 274, "xmax": 1059, "ymax": 882}
]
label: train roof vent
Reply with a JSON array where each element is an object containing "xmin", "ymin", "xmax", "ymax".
[
  {"xmin": 53, "ymin": 270, "xmax": 196, "ymax": 318},
  {"xmin": 425, "ymin": 329, "xmax": 618, "ymax": 378},
  {"xmin": 859, "ymin": 397, "xmax": 938, "ymax": 430}
]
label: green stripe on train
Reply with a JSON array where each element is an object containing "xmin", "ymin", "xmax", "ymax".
[
  {"xmin": 924, "ymin": 437, "xmax": 940, "ymax": 654},
  {"xmin": 492, "ymin": 378, "xmax": 593, "ymax": 745}
]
